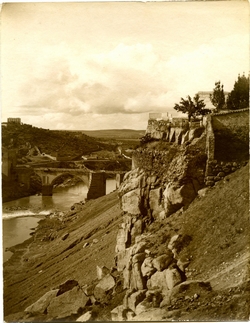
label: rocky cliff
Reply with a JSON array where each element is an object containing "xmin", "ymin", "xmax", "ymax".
[
  {"xmin": 110, "ymin": 128, "xmax": 249, "ymax": 321},
  {"xmin": 113, "ymin": 132, "xmax": 209, "ymax": 319},
  {"xmin": 4, "ymin": 120, "xmax": 249, "ymax": 322}
]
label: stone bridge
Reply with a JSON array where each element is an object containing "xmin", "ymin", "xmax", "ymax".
[{"xmin": 15, "ymin": 166, "xmax": 126, "ymax": 199}]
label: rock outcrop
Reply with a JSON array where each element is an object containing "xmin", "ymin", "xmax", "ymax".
[
  {"xmin": 111, "ymin": 132, "xmax": 213, "ymax": 320},
  {"xmin": 10, "ymin": 113, "xmax": 249, "ymax": 322}
]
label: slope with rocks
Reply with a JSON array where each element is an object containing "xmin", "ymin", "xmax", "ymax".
[
  {"xmin": 3, "ymin": 192, "xmax": 124, "ymax": 321},
  {"xmin": 111, "ymin": 127, "xmax": 249, "ymax": 321},
  {"xmin": 113, "ymin": 163, "xmax": 249, "ymax": 321},
  {"xmin": 3, "ymin": 130, "xmax": 249, "ymax": 322}
]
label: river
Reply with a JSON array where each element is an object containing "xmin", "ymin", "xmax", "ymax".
[{"xmin": 2, "ymin": 178, "xmax": 116, "ymax": 263}]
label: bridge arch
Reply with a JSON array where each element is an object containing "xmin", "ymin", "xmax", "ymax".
[
  {"xmin": 31, "ymin": 168, "xmax": 90, "ymax": 196},
  {"xmin": 16, "ymin": 167, "xmax": 126, "ymax": 198},
  {"xmin": 50, "ymin": 172, "xmax": 90, "ymax": 188}
]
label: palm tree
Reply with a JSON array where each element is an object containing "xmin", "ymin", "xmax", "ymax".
[{"xmin": 174, "ymin": 94, "xmax": 211, "ymax": 121}]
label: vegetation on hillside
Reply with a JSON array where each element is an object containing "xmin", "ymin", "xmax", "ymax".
[
  {"xmin": 2, "ymin": 123, "xmax": 115, "ymax": 160},
  {"xmin": 81, "ymin": 129, "xmax": 144, "ymax": 139}
]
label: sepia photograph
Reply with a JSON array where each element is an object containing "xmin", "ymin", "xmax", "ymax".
[{"xmin": 1, "ymin": 1, "xmax": 249, "ymax": 321}]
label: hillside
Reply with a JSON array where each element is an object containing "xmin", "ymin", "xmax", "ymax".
[
  {"xmin": 3, "ymin": 164, "xmax": 249, "ymax": 322},
  {"xmin": 2, "ymin": 123, "xmax": 115, "ymax": 160},
  {"xmin": 81, "ymin": 129, "xmax": 145, "ymax": 139},
  {"xmin": 3, "ymin": 111, "xmax": 249, "ymax": 322}
]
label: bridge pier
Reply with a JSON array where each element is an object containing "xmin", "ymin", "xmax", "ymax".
[
  {"xmin": 87, "ymin": 173, "xmax": 106, "ymax": 200},
  {"xmin": 42, "ymin": 185, "xmax": 53, "ymax": 196}
]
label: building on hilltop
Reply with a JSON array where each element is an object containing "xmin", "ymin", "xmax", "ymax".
[
  {"xmin": 7, "ymin": 117, "xmax": 21, "ymax": 124},
  {"xmin": 149, "ymin": 112, "xmax": 171, "ymax": 121},
  {"xmin": 198, "ymin": 91, "xmax": 229, "ymax": 111}
]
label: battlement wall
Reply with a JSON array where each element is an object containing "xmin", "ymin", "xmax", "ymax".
[{"xmin": 145, "ymin": 113, "xmax": 204, "ymax": 144}]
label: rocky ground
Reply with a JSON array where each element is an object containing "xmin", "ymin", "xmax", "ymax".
[
  {"xmin": 3, "ymin": 163, "xmax": 249, "ymax": 322},
  {"xmin": 3, "ymin": 192, "xmax": 123, "ymax": 321}
]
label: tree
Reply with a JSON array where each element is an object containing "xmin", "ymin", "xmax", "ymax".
[
  {"xmin": 174, "ymin": 93, "xmax": 211, "ymax": 121},
  {"xmin": 226, "ymin": 74, "xmax": 249, "ymax": 110},
  {"xmin": 210, "ymin": 81, "xmax": 225, "ymax": 111}
]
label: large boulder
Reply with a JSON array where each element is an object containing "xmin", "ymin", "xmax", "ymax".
[
  {"xmin": 95, "ymin": 274, "xmax": 115, "ymax": 293},
  {"xmin": 24, "ymin": 289, "xmax": 59, "ymax": 315},
  {"xmin": 163, "ymin": 182, "xmax": 197, "ymax": 216},
  {"xmin": 110, "ymin": 305, "xmax": 126, "ymax": 321},
  {"xmin": 96, "ymin": 265, "xmax": 110, "ymax": 280},
  {"xmin": 121, "ymin": 189, "xmax": 142, "ymax": 215},
  {"xmin": 119, "ymin": 169, "xmax": 146, "ymax": 196},
  {"xmin": 149, "ymin": 188, "xmax": 164, "ymax": 220},
  {"xmin": 132, "ymin": 253, "xmax": 145, "ymax": 264},
  {"xmin": 135, "ymin": 299, "xmax": 152, "ymax": 316},
  {"xmin": 152, "ymin": 252, "xmax": 173, "ymax": 271},
  {"xmin": 76, "ymin": 311, "xmax": 92, "ymax": 322},
  {"xmin": 116, "ymin": 247, "xmax": 132, "ymax": 272},
  {"xmin": 130, "ymin": 262, "xmax": 146, "ymax": 290},
  {"xmin": 165, "ymin": 267, "xmax": 183, "ymax": 290},
  {"xmin": 115, "ymin": 228, "xmax": 129, "ymax": 253},
  {"xmin": 131, "ymin": 220, "xmax": 144, "ymax": 244},
  {"xmin": 141, "ymin": 257, "xmax": 156, "ymax": 278},
  {"xmin": 47, "ymin": 286, "xmax": 89, "ymax": 319},
  {"xmin": 131, "ymin": 241, "xmax": 147, "ymax": 255},
  {"xmin": 147, "ymin": 271, "xmax": 168, "ymax": 293},
  {"xmin": 127, "ymin": 290, "xmax": 147, "ymax": 312},
  {"xmin": 82, "ymin": 284, "xmax": 96, "ymax": 297},
  {"xmin": 168, "ymin": 235, "xmax": 179, "ymax": 251}
]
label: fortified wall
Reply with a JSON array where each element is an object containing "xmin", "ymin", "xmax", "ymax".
[
  {"xmin": 141, "ymin": 110, "xmax": 249, "ymax": 187},
  {"xmin": 204, "ymin": 108, "xmax": 249, "ymax": 186},
  {"xmin": 145, "ymin": 113, "xmax": 203, "ymax": 145},
  {"xmin": 110, "ymin": 109, "xmax": 249, "ymax": 320}
]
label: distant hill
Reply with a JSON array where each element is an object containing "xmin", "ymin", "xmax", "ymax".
[
  {"xmin": 81, "ymin": 129, "xmax": 145, "ymax": 139},
  {"xmin": 2, "ymin": 123, "xmax": 115, "ymax": 160}
]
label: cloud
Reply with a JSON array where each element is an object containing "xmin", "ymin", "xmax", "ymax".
[
  {"xmin": 12, "ymin": 33, "xmax": 249, "ymax": 129},
  {"xmin": 165, "ymin": 33, "xmax": 249, "ymax": 96},
  {"xmin": 16, "ymin": 43, "xmax": 173, "ymax": 117}
]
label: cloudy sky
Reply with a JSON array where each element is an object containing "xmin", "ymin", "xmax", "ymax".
[{"xmin": 1, "ymin": 1, "xmax": 249, "ymax": 130}]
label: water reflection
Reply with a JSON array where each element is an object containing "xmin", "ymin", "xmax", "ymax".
[{"xmin": 2, "ymin": 178, "xmax": 117, "ymax": 262}]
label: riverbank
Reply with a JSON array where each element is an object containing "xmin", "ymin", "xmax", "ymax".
[
  {"xmin": 3, "ymin": 191, "xmax": 122, "ymax": 321},
  {"xmin": 2, "ymin": 176, "xmax": 83, "ymax": 203},
  {"xmin": 3, "ymin": 165, "xmax": 249, "ymax": 322}
]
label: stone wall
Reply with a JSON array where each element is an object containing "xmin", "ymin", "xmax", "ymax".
[
  {"xmin": 110, "ymin": 109, "xmax": 249, "ymax": 320},
  {"xmin": 145, "ymin": 118, "xmax": 204, "ymax": 145},
  {"xmin": 146, "ymin": 119, "xmax": 171, "ymax": 140},
  {"xmin": 210, "ymin": 109, "xmax": 249, "ymax": 162},
  {"xmin": 204, "ymin": 109, "xmax": 249, "ymax": 186},
  {"xmin": 205, "ymin": 115, "xmax": 215, "ymax": 161},
  {"xmin": 132, "ymin": 146, "xmax": 179, "ymax": 174},
  {"xmin": 205, "ymin": 160, "xmax": 246, "ymax": 187}
]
